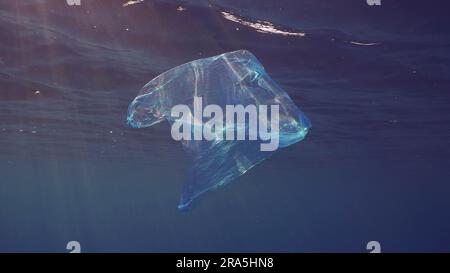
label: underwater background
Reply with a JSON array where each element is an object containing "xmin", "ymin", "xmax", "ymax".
[{"xmin": 0, "ymin": 0, "xmax": 450, "ymax": 252}]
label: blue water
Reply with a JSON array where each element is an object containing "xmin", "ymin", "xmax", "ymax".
[{"xmin": 1, "ymin": 0, "xmax": 450, "ymax": 252}]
